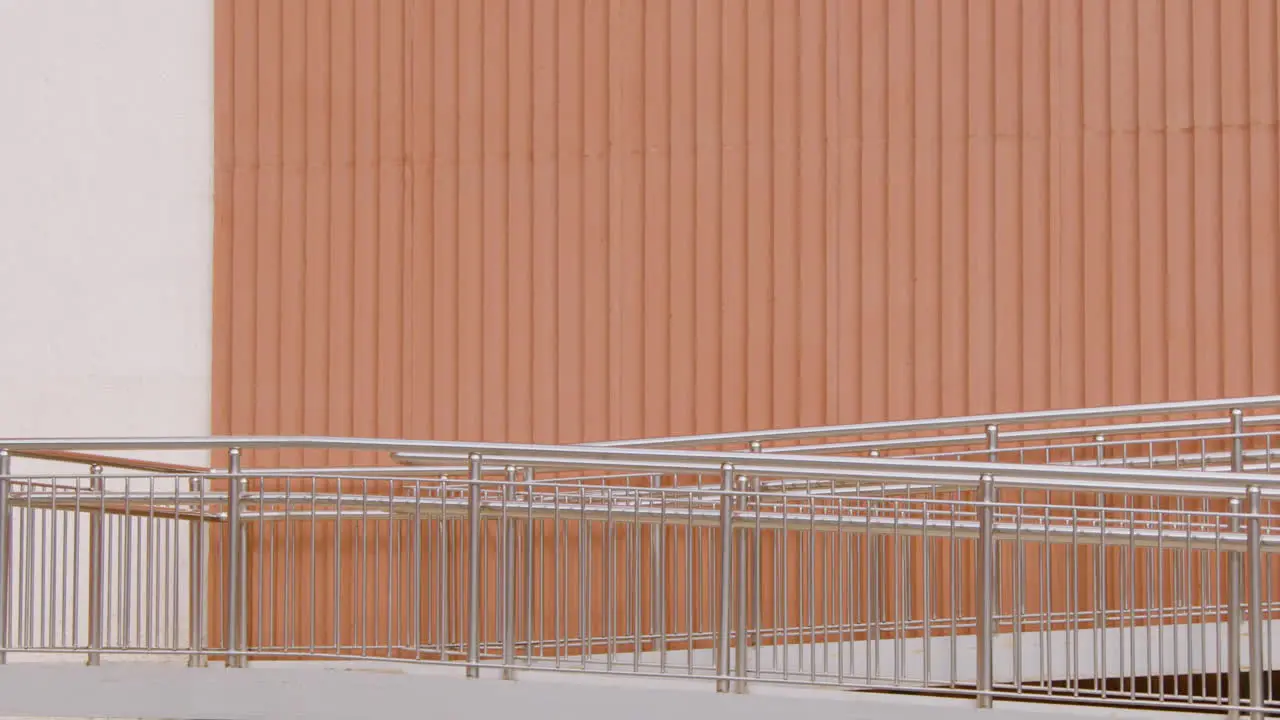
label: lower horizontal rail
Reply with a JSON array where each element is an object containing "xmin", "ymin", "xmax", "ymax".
[{"xmin": 7, "ymin": 489, "xmax": 1277, "ymax": 552}]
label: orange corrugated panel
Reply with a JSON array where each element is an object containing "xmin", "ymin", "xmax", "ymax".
[
  {"xmin": 214, "ymin": 0, "xmax": 1280, "ymax": 451},
  {"xmin": 212, "ymin": 0, "xmax": 1280, "ymax": 658}
]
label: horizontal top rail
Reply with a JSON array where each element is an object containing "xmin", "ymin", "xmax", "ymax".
[
  {"xmin": 3, "ymin": 434, "xmax": 1277, "ymax": 492},
  {"xmin": 389, "ymin": 443, "xmax": 1280, "ymax": 495},
  {"xmin": 3, "ymin": 396, "xmax": 1274, "ymax": 476},
  {"xmin": 767, "ymin": 413, "xmax": 1280, "ymax": 455},
  {"xmin": 592, "ymin": 394, "xmax": 1280, "ymax": 448},
  {"xmin": 7, "ymin": 448, "xmax": 209, "ymax": 475}
]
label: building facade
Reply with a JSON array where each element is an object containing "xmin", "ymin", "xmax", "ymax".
[
  {"xmin": 3, "ymin": 3, "xmax": 1280, "ymax": 711},
  {"xmin": 214, "ymin": 0, "xmax": 1280, "ymax": 466}
]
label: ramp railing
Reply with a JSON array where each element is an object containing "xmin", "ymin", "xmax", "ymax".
[{"xmin": 3, "ymin": 396, "xmax": 1280, "ymax": 716}]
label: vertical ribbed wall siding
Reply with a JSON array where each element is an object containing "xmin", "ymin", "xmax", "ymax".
[
  {"xmin": 213, "ymin": 0, "xmax": 1280, "ymax": 663},
  {"xmin": 215, "ymin": 0, "xmax": 1280, "ymax": 451}
]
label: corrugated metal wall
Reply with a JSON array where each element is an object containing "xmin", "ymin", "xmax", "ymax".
[
  {"xmin": 213, "ymin": 0, "xmax": 1280, "ymax": 660},
  {"xmin": 214, "ymin": 0, "xmax": 1280, "ymax": 455}
]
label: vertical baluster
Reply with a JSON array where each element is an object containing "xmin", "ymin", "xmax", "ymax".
[
  {"xmin": 502, "ymin": 466, "xmax": 516, "ymax": 680},
  {"xmin": 976, "ymin": 474, "xmax": 996, "ymax": 709},
  {"xmin": 1228, "ymin": 494, "xmax": 1243, "ymax": 720},
  {"xmin": 225, "ymin": 448, "xmax": 244, "ymax": 669},
  {"xmin": 716, "ymin": 464, "xmax": 735, "ymax": 694},
  {"xmin": 1247, "ymin": 484, "xmax": 1264, "ymax": 720},
  {"xmin": 88, "ymin": 464, "xmax": 104, "ymax": 666},
  {"xmin": 0, "ymin": 449, "xmax": 10, "ymax": 665},
  {"xmin": 467, "ymin": 454, "xmax": 482, "ymax": 679}
]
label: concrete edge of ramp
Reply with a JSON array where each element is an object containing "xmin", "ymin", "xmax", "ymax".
[{"xmin": 0, "ymin": 663, "xmax": 1219, "ymax": 720}]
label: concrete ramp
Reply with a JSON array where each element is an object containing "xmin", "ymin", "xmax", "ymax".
[{"xmin": 0, "ymin": 663, "xmax": 1213, "ymax": 720}]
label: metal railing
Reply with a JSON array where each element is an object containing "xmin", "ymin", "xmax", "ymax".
[
  {"xmin": 595, "ymin": 394, "xmax": 1280, "ymax": 450},
  {"xmin": 4, "ymin": 396, "xmax": 1280, "ymax": 715}
]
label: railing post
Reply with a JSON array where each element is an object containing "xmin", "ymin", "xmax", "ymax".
[
  {"xmin": 1092, "ymin": 433, "xmax": 1108, "ymax": 681},
  {"xmin": 985, "ymin": 425, "xmax": 1001, "ymax": 630},
  {"xmin": 1229, "ymin": 407, "xmax": 1262, "ymax": 720},
  {"xmin": 0, "ymin": 449, "xmax": 10, "ymax": 666},
  {"xmin": 239, "ymin": 474, "xmax": 248, "ymax": 666},
  {"xmin": 1228, "ymin": 495, "xmax": 1243, "ymax": 720},
  {"xmin": 438, "ymin": 473, "xmax": 451, "ymax": 660},
  {"xmin": 501, "ymin": 465, "xmax": 516, "ymax": 681},
  {"xmin": 467, "ymin": 453, "xmax": 482, "ymax": 679},
  {"xmin": 1232, "ymin": 408, "xmax": 1245, "ymax": 473},
  {"xmin": 1247, "ymin": 484, "xmax": 1264, "ymax": 720},
  {"xmin": 868, "ymin": 448, "xmax": 882, "ymax": 670},
  {"xmin": 734, "ymin": 473, "xmax": 749, "ymax": 694},
  {"xmin": 976, "ymin": 473, "xmax": 996, "ymax": 709},
  {"xmin": 87, "ymin": 464, "xmax": 105, "ymax": 666},
  {"xmin": 716, "ymin": 463, "xmax": 735, "ymax": 694},
  {"xmin": 188, "ymin": 475, "xmax": 210, "ymax": 668},
  {"xmin": 650, "ymin": 473, "xmax": 666, "ymax": 666},
  {"xmin": 225, "ymin": 448, "xmax": 244, "ymax": 669},
  {"xmin": 749, "ymin": 441, "xmax": 762, "ymax": 665}
]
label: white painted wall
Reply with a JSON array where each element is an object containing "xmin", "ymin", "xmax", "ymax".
[
  {"xmin": 0, "ymin": 0, "xmax": 215, "ymax": 662},
  {"xmin": 0, "ymin": 0, "xmax": 214, "ymax": 464}
]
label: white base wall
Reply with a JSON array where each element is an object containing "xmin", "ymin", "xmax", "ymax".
[
  {"xmin": 0, "ymin": 0, "xmax": 214, "ymax": 462},
  {"xmin": 0, "ymin": 0, "xmax": 215, "ymax": 665}
]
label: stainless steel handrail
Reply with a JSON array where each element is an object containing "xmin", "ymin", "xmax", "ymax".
[
  {"xmin": 8, "ymin": 448, "xmax": 210, "ymax": 474},
  {"xmin": 764, "ymin": 413, "xmax": 1280, "ymax": 455},
  {"xmin": 4, "ymin": 394, "xmax": 1278, "ymax": 477},
  {"xmin": 592, "ymin": 394, "xmax": 1280, "ymax": 448},
  {"xmin": 4, "ymin": 434, "xmax": 1280, "ymax": 492},
  {"xmin": 1, "ymin": 434, "xmax": 1278, "ymax": 493}
]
